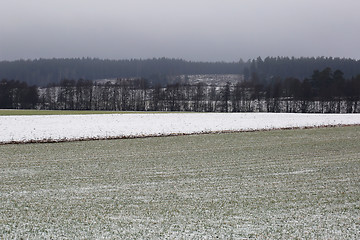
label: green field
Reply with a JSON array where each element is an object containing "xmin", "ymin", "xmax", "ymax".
[
  {"xmin": 0, "ymin": 109, "xmax": 194, "ymax": 116},
  {"xmin": 0, "ymin": 109, "xmax": 148, "ymax": 116},
  {"xmin": 1, "ymin": 127, "xmax": 359, "ymax": 239}
]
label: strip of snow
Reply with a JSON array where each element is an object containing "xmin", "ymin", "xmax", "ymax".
[{"xmin": 1, "ymin": 113, "xmax": 359, "ymax": 144}]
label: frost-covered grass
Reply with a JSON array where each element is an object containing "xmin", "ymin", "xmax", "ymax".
[{"xmin": 1, "ymin": 126, "xmax": 359, "ymax": 239}]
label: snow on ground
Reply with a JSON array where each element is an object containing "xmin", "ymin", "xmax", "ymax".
[{"xmin": 1, "ymin": 113, "xmax": 360, "ymax": 144}]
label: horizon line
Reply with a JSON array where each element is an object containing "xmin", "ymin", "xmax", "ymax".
[{"xmin": 1, "ymin": 56, "xmax": 360, "ymax": 63}]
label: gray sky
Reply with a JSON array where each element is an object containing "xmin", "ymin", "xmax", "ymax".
[{"xmin": 1, "ymin": 0, "xmax": 360, "ymax": 61}]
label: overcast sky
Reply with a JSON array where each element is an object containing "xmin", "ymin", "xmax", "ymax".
[{"xmin": 1, "ymin": 0, "xmax": 360, "ymax": 61}]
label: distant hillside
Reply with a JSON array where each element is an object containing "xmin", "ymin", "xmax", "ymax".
[
  {"xmin": 1, "ymin": 57, "xmax": 360, "ymax": 87},
  {"xmin": 0, "ymin": 58, "xmax": 243, "ymax": 86},
  {"xmin": 245, "ymin": 57, "xmax": 360, "ymax": 81}
]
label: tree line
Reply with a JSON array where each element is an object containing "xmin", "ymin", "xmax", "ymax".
[
  {"xmin": 1, "ymin": 68, "xmax": 359, "ymax": 113},
  {"xmin": 244, "ymin": 56, "xmax": 360, "ymax": 81},
  {"xmin": 35, "ymin": 68, "xmax": 359, "ymax": 113},
  {"xmin": 0, "ymin": 58, "xmax": 242, "ymax": 87},
  {"xmin": 1, "ymin": 57, "xmax": 360, "ymax": 87},
  {"xmin": 0, "ymin": 79, "xmax": 38, "ymax": 109}
]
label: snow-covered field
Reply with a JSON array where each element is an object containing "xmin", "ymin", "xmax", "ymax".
[{"xmin": 1, "ymin": 113, "xmax": 360, "ymax": 143}]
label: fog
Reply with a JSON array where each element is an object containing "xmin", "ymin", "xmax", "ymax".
[{"xmin": 1, "ymin": 0, "xmax": 360, "ymax": 61}]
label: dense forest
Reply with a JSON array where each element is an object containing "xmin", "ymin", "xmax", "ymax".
[
  {"xmin": 0, "ymin": 58, "xmax": 242, "ymax": 87},
  {"xmin": 243, "ymin": 56, "xmax": 360, "ymax": 81},
  {"xmin": 1, "ymin": 57, "xmax": 360, "ymax": 86},
  {"xmin": 1, "ymin": 67, "xmax": 359, "ymax": 113}
]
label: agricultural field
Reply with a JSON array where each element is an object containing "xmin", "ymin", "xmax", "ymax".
[
  {"xmin": 0, "ymin": 109, "xmax": 167, "ymax": 116},
  {"xmin": 1, "ymin": 126, "xmax": 359, "ymax": 239}
]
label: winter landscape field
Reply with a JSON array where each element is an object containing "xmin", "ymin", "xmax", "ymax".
[
  {"xmin": 1, "ymin": 125, "xmax": 359, "ymax": 239},
  {"xmin": 1, "ymin": 112, "xmax": 360, "ymax": 239},
  {"xmin": 3, "ymin": 0, "xmax": 360, "ymax": 238}
]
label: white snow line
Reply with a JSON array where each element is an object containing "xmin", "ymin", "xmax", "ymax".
[{"xmin": 1, "ymin": 113, "xmax": 360, "ymax": 144}]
